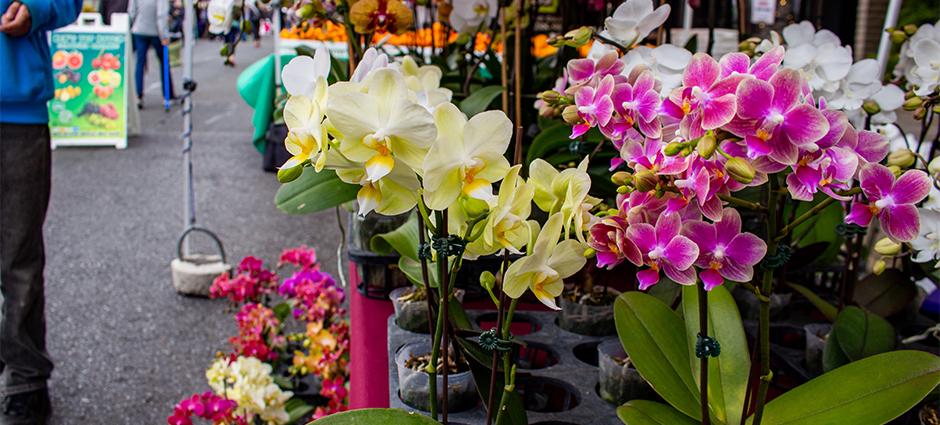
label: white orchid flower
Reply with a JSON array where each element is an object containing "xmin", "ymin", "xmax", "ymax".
[
  {"xmin": 327, "ymin": 67, "xmax": 437, "ymax": 183},
  {"xmin": 912, "ymin": 209, "xmax": 940, "ymax": 268},
  {"xmin": 450, "ymin": 0, "xmax": 498, "ymax": 34},
  {"xmin": 894, "ymin": 21, "xmax": 939, "ymax": 90},
  {"xmin": 529, "ymin": 157, "xmax": 600, "ymax": 242},
  {"xmin": 422, "ymin": 103, "xmax": 512, "ymax": 210},
  {"xmin": 911, "ymin": 38, "xmax": 940, "ymax": 96},
  {"xmin": 464, "ymin": 165, "xmax": 536, "ymax": 259},
  {"xmin": 207, "ymin": 0, "xmax": 235, "ymax": 34},
  {"xmin": 621, "ymin": 44, "xmax": 690, "ymax": 95},
  {"xmin": 350, "ymin": 47, "xmax": 390, "ymax": 83},
  {"xmin": 826, "ymin": 59, "xmax": 882, "ymax": 112},
  {"xmin": 502, "ymin": 212, "xmax": 586, "ymax": 310},
  {"xmin": 281, "ymin": 45, "xmax": 330, "ymax": 100},
  {"xmin": 326, "ymin": 149, "xmax": 421, "ymax": 216},
  {"xmin": 869, "ymin": 84, "xmax": 905, "ymax": 124},
  {"xmin": 601, "ymin": 0, "xmax": 670, "ymax": 47},
  {"xmin": 282, "ymin": 96, "xmax": 330, "ymax": 170},
  {"xmin": 394, "ymin": 56, "xmax": 453, "ymax": 111}
]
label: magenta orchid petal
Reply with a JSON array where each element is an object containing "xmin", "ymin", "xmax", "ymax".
[
  {"xmin": 571, "ymin": 123, "xmax": 591, "ymax": 139},
  {"xmin": 701, "ymin": 195, "xmax": 724, "ymax": 222},
  {"xmin": 719, "ymin": 52, "xmax": 750, "ymax": 77},
  {"xmin": 786, "ymin": 173, "xmax": 816, "ymax": 201},
  {"xmin": 574, "ymin": 85, "xmax": 595, "ymax": 106},
  {"xmin": 663, "ymin": 263, "xmax": 698, "ymax": 285},
  {"xmin": 701, "ymin": 94, "xmax": 738, "ymax": 129},
  {"xmin": 781, "ymin": 104, "xmax": 829, "ymax": 145},
  {"xmin": 567, "ymin": 58, "xmax": 595, "ymax": 84},
  {"xmin": 770, "ymin": 68, "xmax": 802, "ymax": 112},
  {"xmin": 815, "ymin": 110, "xmax": 849, "ymax": 149},
  {"xmin": 637, "ymin": 268, "xmax": 661, "ymax": 290},
  {"xmin": 683, "ymin": 220, "xmax": 717, "ymax": 254},
  {"xmin": 719, "ymin": 260, "xmax": 754, "ymax": 283},
  {"xmin": 684, "ymin": 53, "xmax": 720, "ymax": 88},
  {"xmin": 663, "ymin": 235, "xmax": 700, "ymax": 270},
  {"xmin": 726, "ymin": 233, "xmax": 767, "ymax": 266},
  {"xmin": 638, "ymin": 117, "xmax": 662, "ymax": 138},
  {"xmin": 736, "ymin": 79, "xmax": 773, "ymax": 120},
  {"xmin": 882, "ymin": 204, "xmax": 920, "ymax": 242},
  {"xmin": 715, "ymin": 208, "xmax": 743, "ymax": 242},
  {"xmin": 890, "ymin": 170, "xmax": 931, "ymax": 204},
  {"xmin": 859, "ymin": 164, "xmax": 896, "ymax": 199},
  {"xmin": 626, "ymin": 222, "xmax": 657, "ymax": 253},
  {"xmin": 700, "ymin": 268, "xmax": 724, "ymax": 291},
  {"xmin": 654, "ymin": 212, "xmax": 682, "ymax": 242},
  {"xmin": 768, "ymin": 136, "xmax": 800, "ymax": 165},
  {"xmin": 845, "ymin": 202, "xmax": 874, "ymax": 226},
  {"xmin": 750, "ymin": 46, "xmax": 785, "ymax": 80},
  {"xmin": 854, "ymin": 130, "xmax": 889, "ymax": 164},
  {"xmin": 596, "ymin": 97, "xmax": 615, "ymax": 126}
]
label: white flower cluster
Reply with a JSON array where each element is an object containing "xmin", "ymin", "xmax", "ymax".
[
  {"xmin": 895, "ymin": 20, "xmax": 940, "ymax": 96},
  {"xmin": 914, "ymin": 158, "xmax": 940, "ymax": 268},
  {"xmin": 206, "ymin": 356, "xmax": 293, "ymax": 425}
]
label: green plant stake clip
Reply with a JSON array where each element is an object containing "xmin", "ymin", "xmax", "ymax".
[{"xmin": 695, "ymin": 333, "xmax": 721, "ymax": 358}]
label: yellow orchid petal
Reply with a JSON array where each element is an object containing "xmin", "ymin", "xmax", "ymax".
[
  {"xmin": 357, "ymin": 183, "xmax": 382, "ymax": 216},
  {"xmin": 463, "ymin": 178, "xmax": 494, "ymax": 201},
  {"xmin": 364, "ymin": 154, "xmax": 395, "ymax": 182}
]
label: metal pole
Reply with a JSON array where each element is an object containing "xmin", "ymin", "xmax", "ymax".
[
  {"xmin": 272, "ymin": 0, "xmax": 282, "ymax": 88},
  {"xmin": 181, "ymin": 0, "xmax": 196, "ymax": 255},
  {"xmin": 683, "ymin": 0, "xmax": 693, "ymax": 46},
  {"xmin": 875, "ymin": 0, "xmax": 903, "ymax": 74}
]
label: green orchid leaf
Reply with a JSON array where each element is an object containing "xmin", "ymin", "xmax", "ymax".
[
  {"xmin": 275, "ymin": 167, "xmax": 358, "ymax": 215},
  {"xmin": 370, "ymin": 216, "xmax": 420, "ymax": 260},
  {"xmin": 397, "ymin": 257, "xmax": 439, "ymax": 289},
  {"xmin": 787, "ymin": 282, "xmax": 838, "ymax": 322},
  {"xmin": 617, "ymin": 400, "xmax": 698, "ymax": 425},
  {"xmin": 822, "ymin": 329, "xmax": 851, "ymax": 372},
  {"xmin": 308, "ymin": 408, "xmax": 441, "ymax": 424},
  {"xmin": 458, "ymin": 85, "xmax": 504, "ymax": 117},
  {"xmin": 285, "ymin": 398, "xmax": 313, "ymax": 424},
  {"xmin": 747, "ymin": 350, "xmax": 940, "ymax": 425},
  {"xmin": 681, "ymin": 285, "xmax": 750, "ymax": 425},
  {"xmin": 615, "ymin": 292, "xmax": 701, "ymax": 421},
  {"xmin": 833, "ymin": 306, "xmax": 896, "ymax": 362}
]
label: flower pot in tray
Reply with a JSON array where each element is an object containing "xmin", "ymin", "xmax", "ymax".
[
  {"xmin": 395, "ymin": 341, "xmax": 477, "ymax": 412},
  {"xmin": 390, "ymin": 286, "xmax": 465, "ymax": 334},
  {"xmin": 597, "ymin": 339, "xmax": 655, "ymax": 405},
  {"xmin": 558, "ymin": 287, "xmax": 621, "ymax": 336}
]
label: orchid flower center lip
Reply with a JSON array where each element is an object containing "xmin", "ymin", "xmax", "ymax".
[
  {"xmin": 649, "ymin": 246, "xmax": 665, "ymax": 261},
  {"xmin": 768, "ymin": 111, "xmax": 785, "ymax": 124},
  {"xmin": 713, "ymin": 245, "xmax": 726, "ymax": 261},
  {"xmin": 874, "ymin": 197, "xmax": 894, "ymax": 209}
]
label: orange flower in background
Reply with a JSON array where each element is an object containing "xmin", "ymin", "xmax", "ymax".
[{"xmin": 349, "ymin": 0, "xmax": 414, "ymax": 35}]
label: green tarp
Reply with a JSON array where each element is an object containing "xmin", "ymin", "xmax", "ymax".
[{"xmin": 236, "ymin": 53, "xmax": 294, "ymax": 153}]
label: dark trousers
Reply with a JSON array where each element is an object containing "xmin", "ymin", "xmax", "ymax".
[
  {"xmin": 132, "ymin": 34, "xmax": 175, "ymax": 100},
  {"xmin": 0, "ymin": 124, "xmax": 53, "ymax": 396}
]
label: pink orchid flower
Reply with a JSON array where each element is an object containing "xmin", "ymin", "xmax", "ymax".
[
  {"xmin": 718, "ymin": 46, "xmax": 785, "ymax": 80},
  {"xmin": 625, "ymin": 213, "xmax": 700, "ymax": 289},
  {"xmin": 846, "ymin": 164, "xmax": 931, "ymax": 242},
  {"xmin": 611, "ymin": 71, "xmax": 662, "ymax": 138},
  {"xmin": 617, "ymin": 190, "xmax": 668, "ymax": 224},
  {"xmin": 733, "ymin": 68, "xmax": 830, "ymax": 165},
  {"xmin": 589, "ymin": 215, "xmax": 641, "ymax": 269},
  {"xmin": 683, "ymin": 208, "xmax": 767, "ymax": 291},
  {"xmin": 662, "ymin": 53, "xmax": 744, "ymax": 139},
  {"xmin": 786, "ymin": 145, "xmax": 858, "ymax": 201},
  {"xmin": 621, "ymin": 137, "xmax": 691, "ymax": 175},
  {"xmin": 572, "ymin": 75, "xmax": 616, "ymax": 138},
  {"xmin": 566, "ymin": 51, "xmax": 624, "ymax": 86}
]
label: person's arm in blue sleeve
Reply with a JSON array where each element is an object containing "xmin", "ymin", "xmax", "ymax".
[{"xmin": 20, "ymin": 0, "xmax": 83, "ymax": 34}]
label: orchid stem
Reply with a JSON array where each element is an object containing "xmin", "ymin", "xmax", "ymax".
[
  {"xmin": 699, "ymin": 283, "xmax": 710, "ymax": 425},
  {"xmin": 718, "ymin": 194, "xmax": 766, "ymax": 212},
  {"xmin": 485, "ymin": 251, "xmax": 511, "ymax": 425},
  {"xmin": 752, "ymin": 176, "xmax": 780, "ymax": 425},
  {"xmin": 416, "ymin": 209, "xmax": 435, "ymax": 336}
]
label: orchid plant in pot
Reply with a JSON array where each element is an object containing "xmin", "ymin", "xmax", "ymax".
[{"xmin": 527, "ymin": 2, "xmax": 940, "ymax": 424}]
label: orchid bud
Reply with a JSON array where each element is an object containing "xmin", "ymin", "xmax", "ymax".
[
  {"xmin": 538, "ymin": 90, "xmax": 567, "ymax": 107},
  {"xmin": 616, "ymin": 185, "xmax": 630, "ymax": 194},
  {"xmin": 933, "ymin": 104, "xmax": 940, "ymax": 114},
  {"xmin": 872, "ymin": 259, "xmax": 886, "ymax": 275},
  {"xmin": 902, "ymin": 96, "xmax": 922, "ymax": 110},
  {"xmin": 277, "ymin": 164, "xmax": 303, "ymax": 183},
  {"xmin": 887, "ymin": 149, "xmax": 916, "ymax": 168},
  {"xmin": 611, "ymin": 171, "xmax": 633, "ymax": 185},
  {"xmin": 460, "ymin": 196, "xmax": 490, "ymax": 220},
  {"xmin": 890, "ymin": 30, "xmax": 907, "ymax": 44},
  {"xmin": 862, "ymin": 99, "xmax": 881, "ymax": 115},
  {"xmin": 725, "ymin": 157, "xmax": 756, "ymax": 184},
  {"xmin": 887, "ymin": 165, "xmax": 902, "ymax": 176},
  {"xmin": 562, "ymin": 105, "xmax": 580, "ymax": 125},
  {"xmin": 697, "ymin": 133, "xmax": 717, "ymax": 159},
  {"xmin": 914, "ymin": 107, "xmax": 927, "ymax": 120},
  {"xmin": 480, "ymin": 271, "xmax": 496, "ymax": 292},
  {"xmin": 903, "ymin": 24, "xmax": 919, "ymax": 35},
  {"xmin": 566, "ymin": 26, "xmax": 594, "ymax": 47},
  {"xmin": 874, "ymin": 237, "xmax": 901, "ymax": 256},
  {"xmin": 928, "ymin": 156, "xmax": 940, "ymax": 174},
  {"xmin": 633, "ymin": 170, "xmax": 658, "ymax": 192},
  {"xmin": 664, "ymin": 141, "xmax": 684, "ymax": 156},
  {"xmin": 584, "ymin": 247, "xmax": 596, "ymax": 258}
]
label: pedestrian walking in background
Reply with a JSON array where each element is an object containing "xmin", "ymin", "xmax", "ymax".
[
  {"xmin": 98, "ymin": 0, "xmax": 128, "ymax": 25},
  {"xmin": 129, "ymin": 0, "xmax": 175, "ymax": 109},
  {"xmin": 245, "ymin": 0, "xmax": 260, "ymax": 48},
  {"xmin": 0, "ymin": 0, "xmax": 82, "ymax": 422}
]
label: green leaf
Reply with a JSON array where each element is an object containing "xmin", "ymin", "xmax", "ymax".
[
  {"xmin": 458, "ymin": 85, "xmax": 504, "ymax": 117},
  {"xmin": 822, "ymin": 329, "xmax": 850, "ymax": 372},
  {"xmin": 615, "ymin": 292, "xmax": 701, "ymax": 421},
  {"xmin": 526, "ymin": 121, "xmax": 570, "ymax": 163},
  {"xmin": 286, "ymin": 398, "xmax": 314, "ymax": 424},
  {"xmin": 455, "ymin": 336, "xmax": 527, "ymax": 425},
  {"xmin": 747, "ymin": 350, "xmax": 940, "ymax": 425},
  {"xmin": 681, "ymin": 285, "xmax": 750, "ymax": 425},
  {"xmin": 833, "ymin": 306, "xmax": 896, "ymax": 362},
  {"xmin": 273, "ymin": 302, "xmax": 292, "ymax": 323},
  {"xmin": 308, "ymin": 408, "xmax": 441, "ymax": 424},
  {"xmin": 370, "ymin": 216, "xmax": 420, "ymax": 260},
  {"xmin": 617, "ymin": 400, "xmax": 698, "ymax": 425},
  {"xmin": 398, "ymin": 257, "xmax": 439, "ymax": 288},
  {"xmin": 786, "ymin": 282, "xmax": 838, "ymax": 322},
  {"xmin": 275, "ymin": 167, "xmax": 358, "ymax": 215},
  {"xmin": 853, "ymin": 269, "xmax": 917, "ymax": 318}
]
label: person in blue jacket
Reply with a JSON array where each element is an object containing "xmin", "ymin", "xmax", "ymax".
[{"xmin": 0, "ymin": 0, "xmax": 81, "ymax": 422}]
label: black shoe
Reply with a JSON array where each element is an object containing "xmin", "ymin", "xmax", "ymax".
[{"xmin": 1, "ymin": 389, "xmax": 50, "ymax": 425}]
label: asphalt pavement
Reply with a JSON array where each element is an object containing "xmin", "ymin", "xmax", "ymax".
[{"xmin": 42, "ymin": 36, "xmax": 343, "ymax": 424}]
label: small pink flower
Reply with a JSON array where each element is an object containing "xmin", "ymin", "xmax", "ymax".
[
  {"xmin": 846, "ymin": 164, "xmax": 931, "ymax": 242},
  {"xmin": 611, "ymin": 71, "xmax": 662, "ymax": 138},
  {"xmin": 786, "ymin": 146, "xmax": 858, "ymax": 201},
  {"xmin": 718, "ymin": 46, "xmax": 785, "ymax": 80},
  {"xmin": 626, "ymin": 213, "xmax": 699, "ymax": 289},
  {"xmin": 683, "ymin": 209, "xmax": 767, "ymax": 291},
  {"xmin": 571, "ymin": 75, "xmax": 616, "ymax": 138},
  {"xmin": 663, "ymin": 53, "xmax": 744, "ymax": 139},
  {"xmin": 566, "ymin": 51, "xmax": 624, "ymax": 86},
  {"xmin": 589, "ymin": 215, "xmax": 641, "ymax": 269}
]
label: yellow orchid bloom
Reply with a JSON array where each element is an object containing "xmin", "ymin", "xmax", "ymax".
[
  {"xmin": 502, "ymin": 212, "xmax": 586, "ymax": 310},
  {"xmin": 325, "ymin": 149, "xmax": 420, "ymax": 216},
  {"xmin": 327, "ymin": 68, "xmax": 437, "ymax": 182},
  {"xmin": 528, "ymin": 157, "xmax": 600, "ymax": 241},
  {"xmin": 422, "ymin": 103, "xmax": 512, "ymax": 211},
  {"xmin": 465, "ymin": 165, "xmax": 537, "ymax": 259},
  {"xmin": 395, "ymin": 55, "xmax": 453, "ymax": 110},
  {"xmin": 282, "ymin": 95, "xmax": 330, "ymax": 171}
]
